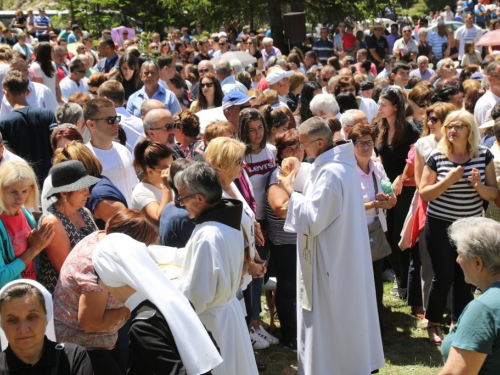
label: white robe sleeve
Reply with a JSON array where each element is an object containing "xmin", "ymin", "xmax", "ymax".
[
  {"xmin": 284, "ymin": 168, "xmax": 343, "ymax": 237},
  {"xmin": 178, "ymin": 239, "xmax": 222, "ymax": 315}
]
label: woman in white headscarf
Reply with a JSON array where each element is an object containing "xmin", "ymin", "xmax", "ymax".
[
  {"xmin": 92, "ymin": 233, "xmax": 222, "ymax": 375},
  {"xmin": 0, "ymin": 279, "xmax": 93, "ymax": 374}
]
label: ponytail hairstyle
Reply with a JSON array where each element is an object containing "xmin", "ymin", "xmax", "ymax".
[{"xmin": 133, "ymin": 139, "xmax": 173, "ymax": 172}]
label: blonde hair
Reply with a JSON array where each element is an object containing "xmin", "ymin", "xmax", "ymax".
[
  {"xmin": 438, "ymin": 110, "xmax": 480, "ymax": 159},
  {"xmin": 204, "ymin": 137, "xmax": 246, "ymax": 171},
  {"xmin": 203, "ymin": 121, "xmax": 234, "ymax": 146},
  {"xmin": 52, "ymin": 141, "xmax": 103, "ymax": 177},
  {"xmin": 0, "ymin": 161, "xmax": 39, "ymax": 213}
]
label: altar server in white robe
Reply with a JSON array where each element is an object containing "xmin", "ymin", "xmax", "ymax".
[
  {"xmin": 175, "ymin": 163, "xmax": 258, "ymax": 375},
  {"xmin": 278, "ymin": 116, "xmax": 385, "ymax": 375}
]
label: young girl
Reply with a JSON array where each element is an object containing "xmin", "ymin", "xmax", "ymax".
[{"xmin": 461, "ymin": 41, "xmax": 482, "ymax": 67}]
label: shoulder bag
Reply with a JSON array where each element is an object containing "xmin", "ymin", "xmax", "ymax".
[{"xmin": 367, "ymin": 172, "xmax": 392, "ymax": 262}]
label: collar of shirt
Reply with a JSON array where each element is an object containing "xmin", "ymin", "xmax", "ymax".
[
  {"xmin": 106, "ymin": 54, "xmax": 118, "ymax": 64},
  {"xmin": 220, "ymin": 75, "xmax": 236, "ymax": 86},
  {"xmin": 137, "ymin": 84, "xmax": 165, "ymax": 100},
  {"xmin": 125, "ymin": 291, "xmax": 148, "ymax": 312},
  {"xmin": 4, "ymin": 337, "xmax": 57, "ymax": 371}
]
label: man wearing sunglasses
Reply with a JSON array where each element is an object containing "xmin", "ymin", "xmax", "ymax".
[
  {"xmin": 319, "ymin": 65, "xmax": 335, "ymax": 91},
  {"xmin": 84, "ymin": 98, "xmax": 138, "ymax": 207},
  {"xmin": 213, "ymin": 36, "xmax": 230, "ymax": 58},
  {"xmin": 59, "ymin": 58, "xmax": 88, "ymax": 102}
]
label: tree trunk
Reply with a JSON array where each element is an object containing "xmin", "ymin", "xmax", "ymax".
[{"xmin": 268, "ymin": 0, "xmax": 285, "ymax": 54}]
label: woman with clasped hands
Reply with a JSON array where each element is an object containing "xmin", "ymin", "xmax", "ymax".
[
  {"xmin": 439, "ymin": 217, "xmax": 500, "ymax": 375},
  {"xmin": 420, "ymin": 110, "xmax": 498, "ymax": 345}
]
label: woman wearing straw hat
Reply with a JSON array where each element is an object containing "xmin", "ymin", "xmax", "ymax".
[
  {"xmin": 37, "ymin": 160, "xmax": 100, "ymax": 294},
  {"xmin": 0, "ymin": 279, "xmax": 93, "ymax": 374}
]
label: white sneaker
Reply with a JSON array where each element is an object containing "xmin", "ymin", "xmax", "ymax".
[
  {"xmin": 249, "ymin": 327, "xmax": 270, "ymax": 350},
  {"xmin": 257, "ymin": 325, "xmax": 279, "ymax": 345}
]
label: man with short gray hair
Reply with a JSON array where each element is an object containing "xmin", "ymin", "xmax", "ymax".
[
  {"xmin": 126, "ymin": 60, "xmax": 181, "ymax": 117},
  {"xmin": 277, "ymin": 116, "xmax": 384, "ymax": 375},
  {"xmin": 410, "ymin": 56, "xmax": 435, "ymax": 81},
  {"xmin": 340, "ymin": 109, "xmax": 368, "ymax": 138},
  {"xmin": 55, "ymin": 102, "xmax": 89, "ymax": 142},
  {"xmin": 475, "ymin": 61, "xmax": 500, "ymax": 126},
  {"xmin": 309, "ymin": 94, "xmax": 339, "ymax": 117},
  {"xmin": 261, "ymin": 37, "xmax": 282, "ymax": 69},
  {"xmin": 216, "ymin": 59, "xmax": 248, "ymax": 94}
]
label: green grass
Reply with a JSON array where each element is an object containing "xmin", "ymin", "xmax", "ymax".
[{"xmin": 257, "ymin": 282, "xmax": 446, "ymax": 374}]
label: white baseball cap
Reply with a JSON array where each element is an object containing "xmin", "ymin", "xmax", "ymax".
[{"xmin": 266, "ymin": 68, "xmax": 294, "ymax": 85}]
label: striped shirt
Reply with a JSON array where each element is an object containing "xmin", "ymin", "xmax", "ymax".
[
  {"xmin": 34, "ymin": 15, "xmax": 51, "ymax": 38},
  {"xmin": 427, "ymin": 32, "xmax": 447, "ymax": 60},
  {"xmin": 265, "ymin": 167, "xmax": 297, "ymax": 245},
  {"xmin": 312, "ymin": 38, "xmax": 334, "ymax": 64},
  {"xmin": 425, "ymin": 146, "xmax": 493, "ymax": 222}
]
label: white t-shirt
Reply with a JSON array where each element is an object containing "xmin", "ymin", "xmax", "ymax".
[
  {"xmin": 59, "ymin": 76, "xmax": 87, "ymax": 101},
  {"xmin": 131, "ymin": 181, "xmax": 162, "ymax": 211},
  {"xmin": 359, "ymin": 97, "xmax": 379, "ymax": 123},
  {"xmin": 116, "ymin": 107, "xmax": 143, "ymax": 154},
  {"xmin": 0, "ymin": 81, "xmax": 58, "ymax": 117},
  {"xmin": 85, "ymin": 141, "xmax": 138, "ymax": 207},
  {"xmin": 454, "ymin": 25, "xmax": 482, "ymax": 60},
  {"xmin": 243, "ymin": 145, "xmax": 276, "ymax": 220},
  {"xmin": 0, "ymin": 148, "xmax": 27, "ymax": 166},
  {"xmin": 415, "ymin": 134, "xmax": 439, "ymax": 160},
  {"xmin": 474, "ymin": 90, "xmax": 500, "ymax": 128},
  {"xmin": 30, "ymin": 61, "xmax": 58, "ymax": 98}
]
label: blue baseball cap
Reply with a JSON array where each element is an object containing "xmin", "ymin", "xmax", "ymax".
[{"xmin": 222, "ymin": 91, "xmax": 256, "ymax": 110}]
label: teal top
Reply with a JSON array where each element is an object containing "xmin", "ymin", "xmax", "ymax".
[
  {"xmin": 0, "ymin": 207, "xmax": 36, "ymax": 288},
  {"xmin": 442, "ymin": 281, "xmax": 500, "ymax": 375}
]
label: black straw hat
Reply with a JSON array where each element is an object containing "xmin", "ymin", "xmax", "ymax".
[{"xmin": 44, "ymin": 160, "xmax": 101, "ymax": 198}]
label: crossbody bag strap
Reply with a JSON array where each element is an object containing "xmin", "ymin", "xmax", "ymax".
[
  {"xmin": 50, "ymin": 343, "xmax": 65, "ymax": 375},
  {"xmin": 371, "ymin": 171, "xmax": 379, "ymax": 215}
]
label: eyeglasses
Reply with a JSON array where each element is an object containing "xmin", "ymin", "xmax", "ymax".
[
  {"xmin": 354, "ymin": 140, "xmax": 375, "ymax": 148},
  {"xmin": 403, "ymin": 30, "xmax": 412, "ymax": 33},
  {"xmin": 199, "ymin": 68, "xmax": 210, "ymax": 73},
  {"xmin": 235, "ymin": 158, "xmax": 245, "ymax": 166},
  {"xmin": 427, "ymin": 116, "xmax": 439, "ymax": 123},
  {"xmin": 299, "ymin": 139, "xmax": 321, "ymax": 149},
  {"xmin": 150, "ymin": 123, "xmax": 175, "ymax": 131},
  {"xmin": 446, "ymin": 124, "xmax": 467, "ymax": 131},
  {"xmin": 219, "ymin": 43, "xmax": 226, "ymax": 46},
  {"xmin": 175, "ymin": 194, "xmax": 196, "ymax": 204},
  {"xmin": 247, "ymin": 42, "xmax": 253, "ymax": 45},
  {"xmin": 201, "ymin": 82, "xmax": 214, "ymax": 88},
  {"xmin": 91, "ymin": 116, "xmax": 121, "ymax": 124},
  {"xmin": 415, "ymin": 102, "xmax": 430, "ymax": 108}
]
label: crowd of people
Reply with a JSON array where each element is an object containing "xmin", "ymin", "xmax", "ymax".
[{"xmin": 0, "ymin": 2, "xmax": 499, "ymax": 374}]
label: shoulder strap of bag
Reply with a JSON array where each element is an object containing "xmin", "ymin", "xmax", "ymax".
[
  {"xmin": 371, "ymin": 171, "xmax": 379, "ymax": 215},
  {"xmin": 21, "ymin": 207, "xmax": 36, "ymax": 230},
  {"xmin": 0, "ymin": 218, "xmax": 11, "ymax": 264},
  {"xmin": 51, "ymin": 343, "xmax": 65, "ymax": 375}
]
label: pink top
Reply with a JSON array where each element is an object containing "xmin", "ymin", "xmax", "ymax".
[
  {"xmin": 0, "ymin": 213, "xmax": 35, "ymax": 280},
  {"xmin": 53, "ymin": 231, "xmax": 126, "ymax": 350},
  {"xmin": 406, "ymin": 146, "xmax": 416, "ymax": 165}
]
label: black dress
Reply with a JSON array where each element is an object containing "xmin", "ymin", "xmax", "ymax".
[
  {"xmin": 0, "ymin": 337, "xmax": 93, "ymax": 375},
  {"xmin": 127, "ymin": 300, "xmax": 213, "ymax": 375}
]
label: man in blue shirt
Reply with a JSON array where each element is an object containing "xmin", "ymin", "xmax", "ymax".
[
  {"xmin": 312, "ymin": 27, "xmax": 334, "ymax": 65},
  {"xmin": 95, "ymin": 38, "xmax": 119, "ymax": 74},
  {"xmin": 475, "ymin": 0, "xmax": 486, "ymax": 28},
  {"xmin": 463, "ymin": 0, "xmax": 474, "ymax": 13},
  {"xmin": 180, "ymin": 27, "xmax": 193, "ymax": 42},
  {"xmin": 127, "ymin": 60, "xmax": 182, "ymax": 118},
  {"xmin": 34, "ymin": 7, "xmax": 51, "ymax": 42}
]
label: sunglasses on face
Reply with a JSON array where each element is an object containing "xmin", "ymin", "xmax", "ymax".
[
  {"xmin": 446, "ymin": 124, "xmax": 466, "ymax": 131},
  {"xmin": 201, "ymin": 82, "xmax": 214, "ymax": 88},
  {"xmin": 151, "ymin": 123, "xmax": 175, "ymax": 131},
  {"xmin": 415, "ymin": 102, "xmax": 430, "ymax": 108},
  {"xmin": 427, "ymin": 116, "xmax": 439, "ymax": 123},
  {"xmin": 199, "ymin": 68, "xmax": 210, "ymax": 73},
  {"xmin": 91, "ymin": 116, "xmax": 121, "ymax": 124},
  {"xmin": 220, "ymin": 43, "xmax": 226, "ymax": 46}
]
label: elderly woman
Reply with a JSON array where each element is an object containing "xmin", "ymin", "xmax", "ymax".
[
  {"xmin": 173, "ymin": 111, "xmax": 204, "ymax": 159},
  {"xmin": 93, "ymin": 232, "xmax": 223, "ymax": 375},
  {"xmin": 190, "ymin": 73, "xmax": 223, "ymax": 113},
  {"xmin": 439, "ymin": 217, "xmax": 500, "ymax": 375},
  {"xmin": 348, "ymin": 124, "xmax": 396, "ymax": 338},
  {"xmin": 131, "ymin": 140, "xmax": 173, "ymax": 228},
  {"xmin": 416, "ymin": 28, "xmax": 433, "ymax": 60},
  {"xmin": 0, "ymin": 162, "xmax": 54, "ymax": 288},
  {"xmin": 54, "ymin": 210, "xmax": 157, "ymax": 375},
  {"xmin": 50, "ymin": 123, "xmax": 83, "ymax": 151},
  {"xmin": 265, "ymin": 129, "xmax": 305, "ymax": 351},
  {"xmin": 38, "ymin": 161, "xmax": 99, "ymax": 294},
  {"xmin": 0, "ymin": 280, "xmax": 93, "ymax": 373},
  {"xmin": 204, "ymin": 137, "xmax": 269, "ymax": 348},
  {"xmin": 420, "ymin": 110, "xmax": 499, "ymax": 345}
]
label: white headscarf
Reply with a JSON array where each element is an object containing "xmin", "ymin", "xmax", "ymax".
[
  {"xmin": 0, "ymin": 279, "xmax": 56, "ymax": 351},
  {"xmin": 92, "ymin": 233, "xmax": 223, "ymax": 375}
]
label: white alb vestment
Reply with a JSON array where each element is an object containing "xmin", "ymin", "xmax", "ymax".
[
  {"xmin": 178, "ymin": 200, "xmax": 258, "ymax": 375},
  {"xmin": 284, "ymin": 142, "xmax": 385, "ymax": 374}
]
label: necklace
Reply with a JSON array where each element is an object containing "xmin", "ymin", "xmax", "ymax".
[{"xmin": 251, "ymin": 145, "xmax": 262, "ymax": 153}]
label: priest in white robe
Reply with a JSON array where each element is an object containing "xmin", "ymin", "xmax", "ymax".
[
  {"xmin": 175, "ymin": 163, "xmax": 258, "ymax": 375},
  {"xmin": 278, "ymin": 116, "xmax": 385, "ymax": 375}
]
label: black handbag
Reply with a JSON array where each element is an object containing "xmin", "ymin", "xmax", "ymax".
[{"xmin": 368, "ymin": 172, "xmax": 392, "ymax": 262}]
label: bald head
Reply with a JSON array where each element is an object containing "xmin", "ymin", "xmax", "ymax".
[
  {"xmin": 140, "ymin": 99, "xmax": 166, "ymax": 119},
  {"xmin": 198, "ymin": 60, "xmax": 215, "ymax": 77},
  {"xmin": 339, "ymin": 68, "xmax": 353, "ymax": 78}
]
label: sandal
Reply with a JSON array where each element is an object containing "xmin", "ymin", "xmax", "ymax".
[{"xmin": 427, "ymin": 325, "xmax": 443, "ymax": 346}]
